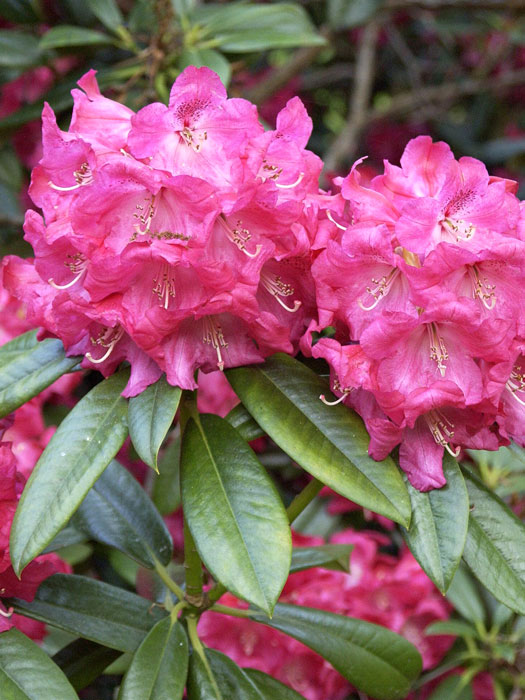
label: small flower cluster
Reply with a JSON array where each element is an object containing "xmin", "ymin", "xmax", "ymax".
[
  {"xmin": 306, "ymin": 136, "xmax": 525, "ymax": 490},
  {"xmin": 198, "ymin": 529, "xmax": 453, "ymax": 700},
  {"xmin": 3, "ymin": 66, "xmax": 320, "ymax": 397}
]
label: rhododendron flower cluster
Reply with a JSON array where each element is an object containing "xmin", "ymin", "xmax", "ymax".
[
  {"xmin": 3, "ymin": 66, "xmax": 321, "ymax": 397},
  {"xmin": 306, "ymin": 136, "xmax": 525, "ymax": 490},
  {"xmin": 198, "ymin": 529, "xmax": 452, "ymax": 700}
]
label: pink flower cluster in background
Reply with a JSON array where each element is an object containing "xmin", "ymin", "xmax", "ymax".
[
  {"xmin": 3, "ymin": 65, "xmax": 321, "ymax": 397},
  {"xmin": 306, "ymin": 137, "xmax": 525, "ymax": 490},
  {"xmin": 198, "ymin": 530, "xmax": 453, "ymax": 700}
]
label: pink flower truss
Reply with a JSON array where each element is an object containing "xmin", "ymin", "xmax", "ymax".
[
  {"xmin": 4, "ymin": 66, "xmax": 320, "ymax": 397},
  {"xmin": 198, "ymin": 530, "xmax": 453, "ymax": 700},
  {"xmin": 305, "ymin": 136, "xmax": 525, "ymax": 490}
]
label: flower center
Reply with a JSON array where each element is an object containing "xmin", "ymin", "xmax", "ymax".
[
  {"xmin": 180, "ymin": 127, "xmax": 207, "ymax": 152},
  {"xmin": 468, "ymin": 265, "xmax": 496, "ymax": 310},
  {"xmin": 358, "ymin": 268, "xmax": 400, "ymax": 311},
  {"xmin": 49, "ymin": 162, "xmax": 94, "ymax": 192},
  {"xmin": 85, "ymin": 326, "xmax": 124, "ymax": 364},
  {"xmin": 133, "ymin": 195, "xmax": 156, "ymax": 236},
  {"xmin": 320, "ymin": 378, "xmax": 352, "ymax": 406},
  {"xmin": 506, "ymin": 365, "xmax": 525, "ymax": 407},
  {"xmin": 152, "ymin": 264, "xmax": 176, "ymax": 309},
  {"xmin": 440, "ymin": 217, "xmax": 475, "ymax": 242},
  {"xmin": 202, "ymin": 317, "xmax": 228, "ymax": 371},
  {"xmin": 427, "ymin": 323, "xmax": 449, "ymax": 377},
  {"xmin": 261, "ymin": 273, "xmax": 301, "ymax": 313},
  {"xmin": 219, "ymin": 216, "xmax": 261, "ymax": 258},
  {"xmin": 48, "ymin": 253, "xmax": 87, "ymax": 290},
  {"xmin": 424, "ymin": 409, "xmax": 460, "ymax": 457}
]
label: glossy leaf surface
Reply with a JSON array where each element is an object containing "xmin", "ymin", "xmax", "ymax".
[
  {"xmin": 227, "ymin": 355, "xmax": 411, "ymax": 526},
  {"xmin": 181, "ymin": 414, "xmax": 291, "ymax": 615},
  {"xmin": 10, "ymin": 371, "xmax": 129, "ymax": 575},
  {"xmin": 290, "ymin": 544, "xmax": 353, "ymax": 573}
]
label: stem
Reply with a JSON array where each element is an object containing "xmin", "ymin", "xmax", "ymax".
[
  {"xmin": 170, "ymin": 600, "xmax": 187, "ymax": 622},
  {"xmin": 186, "ymin": 616, "xmax": 222, "ymax": 697},
  {"xmin": 210, "ymin": 603, "xmax": 254, "ymax": 619},
  {"xmin": 207, "ymin": 582, "xmax": 226, "ymax": 605},
  {"xmin": 184, "ymin": 518, "xmax": 204, "ymax": 605},
  {"xmin": 286, "ymin": 478, "xmax": 324, "ymax": 524},
  {"xmin": 154, "ymin": 559, "xmax": 185, "ymax": 601}
]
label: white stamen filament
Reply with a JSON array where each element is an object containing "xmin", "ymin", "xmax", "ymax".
[
  {"xmin": 507, "ymin": 367, "xmax": 525, "ymax": 406},
  {"xmin": 219, "ymin": 216, "xmax": 262, "ymax": 258},
  {"xmin": 358, "ymin": 268, "xmax": 400, "ymax": 311},
  {"xmin": 425, "ymin": 410, "xmax": 460, "ymax": 457},
  {"xmin": 49, "ymin": 162, "xmax": 93, "ymax": 191},
  {"xmin": 261, "ymin": 273, "xmax": 301, "ymax": 313},
  {"xmin": 326, "ymin": 210, "xmax": 347, "ymax": 231},
  {"xmin": 468, "ymin": 265, "xmax": 496, "ymax": 310},
  {"xmin": 133, "ymin": 196, "xmax": 156, "ymax": 236},
  {"xmin": 85, "ymin": 327, "xmax": 124, "ymax": 364},
  {"xmin": 427, "ymin": 323, "xmax": 448, "ymax": 377},
  {"xmin": 153, "ymin": 264, "xmax": 176, "ymax": 309},
  {"xmin": 275, "ymin": 172, "xmax": 304, "ymax": 189},
  {"xmin": 0, "ymin": 607, "xmax": 13, "ymax": 618},
  {"xmin": 202, "ymin": 316, "xmax": 228, "ymax": 371},
  {"xmin": 320, "ymin": 379, "xmax": 352, "ymax": 406},
  {"xmin": 441, "ymin": 217, "xmax": 475, "ymax": 242},
  {"xmin": 48, "ymin": 254, "xmax": 87, "ymax": 290}
]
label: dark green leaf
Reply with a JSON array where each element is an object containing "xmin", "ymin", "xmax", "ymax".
[
  {"xmin": 43, "ymin": 525, "xmax": 88, "ymax": 554},
  {"xmin": 39, "ymin": 26, "xmax": 115, "ymax": 49},
  {"xmin": 225, "ymin": 404, "xmax": 265, "ymax": 442},
  {"xmin": 9, "ymin": 574, "xmax": 166, "ymax": 652},
  {"xmin": 10, "ymin": 371, "xmax": 129, "ymax": 575},
  {"xmin": 0, "ymin": 30, "xmax": 42, "ymax": 68},
  {"xmin": 328, "ymin": 0, "xmax": 383, "ymax": 29},
  {"xmin": 462, "ymin": 467, "xmax": 525, "ymax": 614},
  {"xmin": 152, "ymin": 435, "xmax": 181, "ymax": 515},
  {"xmin": 446, "ymin": 564, "xmax": 486, "ymax": 624},
  {"xmin": 0, "ymin": 181, "xmax": 23, "ymax": 225},
  {"xmin": 0, "ymin": 628, "xmax": 78, "ymax": 699},
  {"xmin": 0, "ymin": 145, "xmax": 23, "ymax": 190},
  {"xmin": 73, "ymin": 459, "xmax": 173, "ymax": 567},
  {"xmin": 180, "ymin": 48, "xmax": 231, "ymax": 87},
  {"xmin": 227, "ymin": 355, "xmax": 411, "ymax": 527},
  {"xmin": 402, "ymin": 455, "xmax": 468, "ymax": 593},
  {"xmin": 86, "ymin": 0, "xmax": 124, "ymax": 29},
  {"xmin": 0, "ymin": 331, "xmax": 80, "ymax": 418},
  {"xmin": 251, "ymin": 603, "xmax": 422, "ymax": 700},
  {"xmin": 119, "ymin": 618, "xmax": 188, "ymax": 699},
  {"xmin": 427, "ymin": 675, "xmax": 473, "ymax": 700},
  {"xmin": 290, "ymin": 544, "xmax": 353, "ymax": 573},
  {"xmin": 192, "ymin": 3, "xmax": 326, "ymax": 51},
  {"xmin": 0, "ymin": 0, "xmax": 41, "ymax": 23},
  {"xmin": 425, "ymin": 620, "xmax": 480, "ymax": 638},
  {"xmin": 245, "ymin": 669, "xmax": 306, "ymax": 699},
  {"xmin": 181, "ymin": 414, "xmax": 291, "ymax": 615},
  {"xmin": 187, "ymin": 649, "xmax": 263, "ymax": 700},
  {"xmin": 128, "ymin": 375, "xmax": 181, "ymax": 472},
  {"xmin": 53, "ymin": 639, "xmax": 121, "ymax": 691}
]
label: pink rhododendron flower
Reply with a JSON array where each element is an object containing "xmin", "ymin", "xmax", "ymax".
[
  {"xmin": 198, "ymin": 530, "xmax": 452, "ymax": 699},
  {"xmin": 5, "ymin": 66, "xmax": 319, "ymax": 397},
  {"xmin": 305, "ymin": 136, "xmax": 524, "ymax": 490}
]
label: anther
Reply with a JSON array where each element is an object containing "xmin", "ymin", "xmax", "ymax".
[
  {"xmin": 202, "ymin": 317, "xmax": 228, "ymax": 371},
  {"xmin": 85, "ymin": 327, "xmax": 124, "ymax": 364},
  {"xmin": 49, "ymin": 162, "xmax": 93, "ymax": 191},
  {"xmin": 48, "ymin": 254, "xmax": 87, "ymax": 289},
  {"xmin": 427, "ymin": 323, "xmax": 448, "ymax": 377},
  {"xmin": 219, "ymin": 216, "xmax": 262, "ymax": 258},
  {"xmin": 261, "ymin": 273, "xmax": 301, "ymax": 313},
  {"xmin": 358, "ymin": 268, "xmax": 400, "ymax": 311}
]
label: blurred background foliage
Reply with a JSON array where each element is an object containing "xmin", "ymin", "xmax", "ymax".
[{"xmin": 2, "ymin": 2, "xmax": 525, "ymax": 697}]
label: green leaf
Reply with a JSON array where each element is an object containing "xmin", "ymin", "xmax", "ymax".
[
  {"xmin": 10, "ymin": 371, "xmax": 129, "ymax": 575},
  {"xmin": 53, "ymin": 639, "xmax": 121, "ymax": 691},
  {"xmin": 251, "ymin": 603, "xmax": 422, "ymax": 700},
  {"xmin": 328, "ymin": 0, "xmax": 384, "ymax": 29},
  {"xmin": 128, "ymin": 376, "xmax": 181, "ymax": 472},
  {"xmin": 227, "ymin": 355, "xmax": 411, "ymax": 527},
  {"xmin": 73, "ymin": 459, "xmax": 173, "ymax": 567},
  {"xmin": 225, "ymin": 404, "xmax": 265, "ymax": 442},
  {"xmin": 86, "ymin": 0, "xmax": 124, "ymax": 29},
  {"xmin": 0, "ymin": 145, "xmax": 23, "ymax": 190},
  {"xmin": 0, "ymin": 30, "xmax": 42, "ymax": 68},
  {"xmin": 0, "ymin": 0, "xmax": 41, "ymax": 23},
  {"xmin": 152, "ymin": 435, "xmax": 181, "ymax": 515},
  {"xmin": 427, "ymin": 675, "xmax": 473, "ymax": 700},
  {"xmin": 9, "ymin": 574, "xmax": 166, "ymax": 652},
  {"xmin": 181, "ymin": 413, "xmax": 291, "ymax": 615},
  {"xmin": 180, "ymin": 48, "xmax": 231, "ymax": 87},
  {"xmin": 0, "ymin": 331, "xmax": 80, "ymax": 418},
  {"xmin": 39, "ymin": 25, "xmax": 115, "ymax": 49},
  {"xmin": 192, "ymin": 3, "xmax": 326, "ymax": 51},
  {"xmin": 43, "ymin": 525, "xmax": 88, "ymax": 554},
  {"xmin": 245, "ymin": 669, "xmax": 306, "ymax": 699},
  {"xmin": 119, "ymin": 617, "xmax": 188, "ymax": 700},
  {"xmin": 0, "ymin": 181, "xmax": 23, "ymax": 225},
  {"xmin": 425, "ymin": 620, "xmax": 480, "ymax": 639},
  {"xmin": 462, "ymin": 467, "xmax": 525, "ymax": 614},
  {"xmin": 402, "ymin": 455, "xmax": 468, "ymax": 593},
  {"xmin": 187, "ymin": 650, "xmax": 264, "ymax": 700},
  {"xmin": 446, "ymin": 564, "xmax": 486, "ymax": 624},
  {"xmin": 0, "ymin": 628, "xmax": 79, "ymax": 700},
  {"xmin": 290, "ymin": 544, "xmax": 353, "ymax": 573}
]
